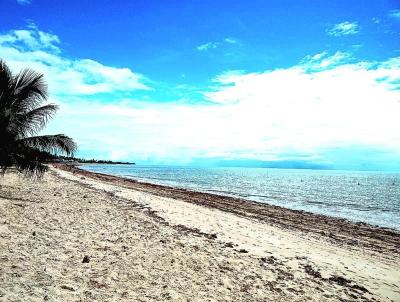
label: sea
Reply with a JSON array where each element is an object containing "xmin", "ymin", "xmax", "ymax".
[{"xmin": 80, "ymin": 164, "xmax": 400, "ymax": 231}]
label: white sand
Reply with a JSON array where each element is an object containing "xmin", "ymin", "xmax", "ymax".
[{"xmin": 0, "ymin": 167, "xmax": 399, "ymax": 301}]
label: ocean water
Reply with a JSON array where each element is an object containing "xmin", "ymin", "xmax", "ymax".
[{"xmin": 80, "ymin": 164, "xmax": 400, "ymax": 231}]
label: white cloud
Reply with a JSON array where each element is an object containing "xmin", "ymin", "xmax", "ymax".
[
  {"xmin": 1, "ymin": 25, "xmax": 399, "ymax": 165},
  {"xmin": 388, "ymin": 10, "xmax": 400, "ymax": 19},
  {"xmin": 224, "ymin": 37, "xmax": 238, "ymax": 44},
  {"xmin": 300, "ymin": 51, "xmax": 353, "ymax": 70},
  {"xmin": 16, "ymin": 0, "xmax": 31, "ymax": 5},
  {"xmin": 2, "ymin": 26, "xmax": 61, "ymax": 53},
  {"xmin": 372, "ymin": 17, "xmax": 381, "ymax": 24},
  {"xmin": 0, "ymin": 25, "xmax": 149, "ymax": 96},
  {"xmin": 197, "ymin": 42, "xmax": 219, "ymax": 51},
  {"xmin": 203, "ymin": 54, "xmax": 400, "ymax": 159},
  {"xmin": 197, "ymin": 37, "xmax": 239, "ymax": 51},
  {"xmin": 327, "ymin": 21, "xmax": 360, "ymax": 36},
  {"xmin": 46, "ymin": 52, "xmax": 400, "ymax": 164}
]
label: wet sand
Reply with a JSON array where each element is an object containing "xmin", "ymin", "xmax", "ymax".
[{"xmin": 0, "ymin": 165, "xmax": 399, "ymax": 301}]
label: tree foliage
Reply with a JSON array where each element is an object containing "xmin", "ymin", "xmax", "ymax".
[{"xmin": 0, "ymin": 60, "xmax": 76, "ymax": 177}]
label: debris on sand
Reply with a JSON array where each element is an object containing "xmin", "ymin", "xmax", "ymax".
[{"xmin": 82, "ymin": 255, "xmax": 90, "ymax": 263}]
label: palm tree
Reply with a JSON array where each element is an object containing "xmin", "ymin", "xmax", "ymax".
[{"xmin": 0, "ymin": 60, "xmax": 76, "ymax": 176}]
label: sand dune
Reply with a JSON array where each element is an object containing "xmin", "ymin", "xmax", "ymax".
[{"xmin": 0, "ymin": 167, "xmax": 399, "ymax": 301}]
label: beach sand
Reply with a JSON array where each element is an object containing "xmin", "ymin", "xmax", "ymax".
[{"xmin": 0, "ymin": 166, "xmax": 399, "ymax": 301}]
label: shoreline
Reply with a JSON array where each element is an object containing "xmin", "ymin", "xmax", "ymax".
[
  {"xmin": 2, "ymin": 165, "xmax": 399, "ymax": 301},
  {"xmin": 79, "ymin": 164, "xmax": 400, "ymax": 232},
  {"xmin": 76, "ymin": 164, "xmax": 400, "ymax": 230},
  {"xmin": 54, "ymin": 163, "xmax": 400, "ymax": 258}
]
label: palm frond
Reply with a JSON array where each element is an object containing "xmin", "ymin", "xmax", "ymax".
[
  {"xmin": 13, "ymin": 68, "xmax": 48, "ymax": 112},
  {"xmin": 0, "ymin": 60, "xmax": 14, "ymax": 109},
  {"xmin": 18, "ymin": 134, "xmax": 77, "ymax": 156},
  {"xmin": 11, "ymin": 103, "xmax": 59, "ymax": 137},
  {"xmin": 0, "ymin": 60, "xmax": 77, "ymax": 178},
  {"xmin": 12, "ymin": 153, "xmax": 48, "ymax": 178},
  {"xmin": 0, "ymin": 149, "xmax": 14, "ymax": 175}
]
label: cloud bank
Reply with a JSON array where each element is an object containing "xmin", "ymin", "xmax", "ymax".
[{"xmin": 1, "ymin": 25, "xmax": 399, "ymax": 169}]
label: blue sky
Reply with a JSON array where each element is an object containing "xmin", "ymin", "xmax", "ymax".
[{"xmin": 1, "ymin": 0, "xmax": 400, "ymax": 170}]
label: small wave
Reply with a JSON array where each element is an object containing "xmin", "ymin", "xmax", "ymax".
[{"xmin": 80, "ymin": 165, "xmax": 400, "ymax": 230}]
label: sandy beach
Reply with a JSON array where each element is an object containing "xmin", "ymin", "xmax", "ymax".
[{"xmin": 0, "ymin": 165, "xmax": 399, "ymax": 302}]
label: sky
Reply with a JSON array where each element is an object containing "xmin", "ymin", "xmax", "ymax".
[{"xmin": 1, "ymin": 0, "xmax": 400, "ymax": 170}]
